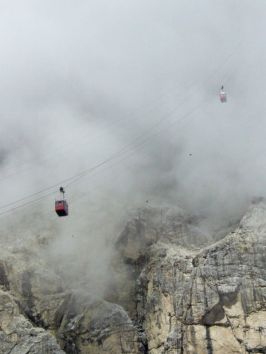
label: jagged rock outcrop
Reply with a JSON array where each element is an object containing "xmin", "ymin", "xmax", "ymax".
[
  {"xmin": 0, "ymin": 244, "xmax": 67, "ymax": 353},
  {"xmin": 113, "ymin": 203, "xmax": 266, "ymax": 353},
  {"xmin": 57, "ymin": 297, "xmax": 145, "ymax": 353},
  {"xmin": 0, "ymin": 237, "xmax": 146, "ymax": 353},
  {"xmin": 0, "ymin": 203, "xmax": 265, "ymax": 353},
  {"xmin": 0, "ymin": 289, "xmax": 64, "ymax": 353}
]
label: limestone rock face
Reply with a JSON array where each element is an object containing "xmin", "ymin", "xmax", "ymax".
[
  {"xmin": 0, "ymin": 243, "xmax": 67, "ymax": 353},
  {"xmin": 0, "ymin": 203, "xmax": 265, "ymax": 354},
  {"xmin": 114, "ymin": 203, "xmax": 266, "ymax": 353},
  {"xmin": 57, "ymin": 298, "xmax": 145, "ymax": 353},
  {"xmin": 0, "ymin": 246, "xmax": 67, "ymax": 327},
  {"xmin": 0, "ymin": 289, "xmax": 64, "ymax": 354}
]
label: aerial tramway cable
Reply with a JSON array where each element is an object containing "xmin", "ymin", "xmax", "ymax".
[
  {"xmin": 0, "ymin": 40, "xmax": 241, "ymax": 183},
  {"xmin": 0, "ymin": 43, "xmax": 241, "ymax": 217},
  {"xmin": 0, "ymin": 100, "xmax": 204, "ymax": 216},
  {"xmin": 0, "ymin": 92, "xmax": 218, "ymax": 219}
]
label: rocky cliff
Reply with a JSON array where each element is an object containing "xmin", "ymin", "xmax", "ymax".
[{"xmin": 0, "ymin": 203, "xmax": 265, "ymax": 353}]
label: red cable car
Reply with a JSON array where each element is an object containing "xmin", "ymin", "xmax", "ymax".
[
  {"xmin": 219, "ymin": 85, "xmax": 227, "ymax": 103},
  {"xmin": 55, "ymin": 187, "xmax": 68, "ymax": 217}
]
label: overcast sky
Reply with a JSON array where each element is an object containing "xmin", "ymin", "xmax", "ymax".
[{"xmin": 0, "ymin": 0, "xmax": 266, "ymax": 295}]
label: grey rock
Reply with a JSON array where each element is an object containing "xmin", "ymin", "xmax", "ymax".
[
  {"xmin": 113, "ymin": 203, "xmax": 266, "ymax": 353},
  {"xmin": 0, "ymin": 203, "xmax": 265, "ymax": 353},
  {"xmin": 0, "ymin": 290, "xmax": 64, "ymax": 354}
]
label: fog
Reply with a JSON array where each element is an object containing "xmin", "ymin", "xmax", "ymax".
[{"xmin": 0, "ymin": 0, "xmax": 266, "ymax": 296}]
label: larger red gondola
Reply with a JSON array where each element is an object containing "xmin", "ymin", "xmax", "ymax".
[
  {"xmin": 55, "ymin": 187, "xmax": 69, "ymax": 217},
  {"xmin": 55, "ymin": 200, "xmax": 68, "ymax": 216}
]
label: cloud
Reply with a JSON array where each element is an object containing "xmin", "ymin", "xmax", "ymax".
[{"xmin": 0, "ymin": 0, "xmax": 266, "ymax": 295}]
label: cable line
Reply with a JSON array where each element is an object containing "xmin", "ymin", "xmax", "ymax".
[{"xmin": 0, "ymin": 41, "xmax": 242, "ymax": 216}]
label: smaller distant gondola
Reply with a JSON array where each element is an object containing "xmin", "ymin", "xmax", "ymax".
[{"xmin": 219, "ymin": 85, "xmax": 227, "ymax": 103}]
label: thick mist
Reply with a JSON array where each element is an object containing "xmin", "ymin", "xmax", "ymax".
[{"xmin": 0, "ymin": 0, "xmax": 266, "ymax": 297}]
